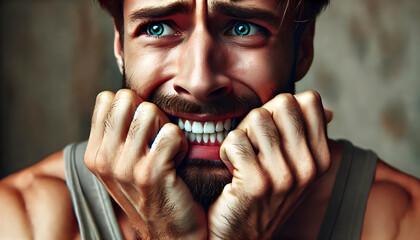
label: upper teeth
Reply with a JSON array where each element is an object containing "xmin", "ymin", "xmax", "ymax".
[
  {"xmin": 178, "ymin": 119, "xmax": 233, "ymax": 134},
  {"xmin": 177, "ymin": 118, "xmax": 235, "ymax": 144}
]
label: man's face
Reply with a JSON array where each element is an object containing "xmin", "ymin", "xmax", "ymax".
[{"xmin": 116, "ymin": 0, "xmax": 307, "ymax": 209}]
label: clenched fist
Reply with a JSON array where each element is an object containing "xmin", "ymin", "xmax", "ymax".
[
  {"xmin": 84, "ymin": 89, "xmax": 207, "ymax": 239},
  {"xmin": 208, "ymin": 91, "xmax": 331, "ymax": 239},
  {"xmin": 83, "ymin": 88, "xmax": 331, "ymax": 239}
]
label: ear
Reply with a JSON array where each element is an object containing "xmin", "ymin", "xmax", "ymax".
[
  {"xmin": 114, "ymin": 19, "xmax": 124, "ymax": 74},
  {"xmin": 294, "ymin": 21, "xmax": 315, "ymax": 82}
]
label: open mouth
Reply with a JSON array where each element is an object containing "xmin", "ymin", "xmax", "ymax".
[
  {"xmin": 167, "ymin": 114, "xmax": 244, "ymax": 160},
  {"xmin": 177, "ymin": 118, "xmax": 240, "ymax": 145}
]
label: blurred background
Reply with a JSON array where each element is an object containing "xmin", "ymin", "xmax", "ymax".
[{"xmin": 1, "ymin": 0, "xmax": 419, "ymax": 178}]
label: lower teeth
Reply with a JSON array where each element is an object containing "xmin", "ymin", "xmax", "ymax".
[{"xmin": 184, "ymin": 131, "xmax": 229, "ymax": 144}]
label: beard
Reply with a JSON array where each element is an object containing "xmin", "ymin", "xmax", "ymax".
[
  {"xmin": 121, "ymin": 66, "xmax": 296, "ymax": 210},
  {"xmin": 147, "ymin": 92, "xmax": 264, "ymax": 210},
  {"xmin": 176, "ymin": 158, "xmax": 232, "ymax": 211}
]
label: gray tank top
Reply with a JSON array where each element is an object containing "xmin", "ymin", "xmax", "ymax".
[{"xmin": 64, "ymin": 139, "xmax": 377, "ymax": 240}]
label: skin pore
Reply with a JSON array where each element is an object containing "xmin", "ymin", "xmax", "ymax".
[
  {"xmin": 116, "ymin": 0, "xmax": 312, "ymax": 210},
  {"xmin": 1, "ymin": 0, "xmax": 419, "ymax": 239}
]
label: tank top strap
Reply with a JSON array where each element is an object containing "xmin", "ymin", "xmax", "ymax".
[
  {"xmin": 317, "ymin": 140, "xmax": 378, "ymax": 240},
  {"xmin": 64, "ymin": 141, "xmax": 123, "ymax": 240}
]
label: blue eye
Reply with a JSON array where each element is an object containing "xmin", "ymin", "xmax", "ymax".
[
  {"xmin": 231, "ymin": 22, "xmax": 263, "ymax": 36},
  {"xmin": 147, "ymin": 22, "xmax": 176, "ymax": 36}
]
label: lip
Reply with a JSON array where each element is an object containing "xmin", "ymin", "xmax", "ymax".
[
  {"xmin": 187, "ymin": 145, "xmax": 221, "ymax": 160},
  {"xmin": 185, "ymin": 145, "xmax": 235, "ymax": 175},
  {"xmin": 165, "ymin": 111, "xmax": 246, "ymax": 170},
  {"xmin": 164, "ymin": 110, "xmax": 245, "ymax": 122}
]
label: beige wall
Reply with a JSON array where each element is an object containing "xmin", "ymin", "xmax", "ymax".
[
  {"xmin": 298, "ymin": 0, "xmax": 420, "ymax": 177},
  {"xmin": 1, "ymin": 0, "xmax": 419, "ymax": 178}
]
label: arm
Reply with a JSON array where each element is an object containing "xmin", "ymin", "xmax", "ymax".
[
  {"xmin": 0, "ymin": 152, "xmax": 79, "ymax": 240},
  {"xmin": 362, "ymin": 160, "xmax": 420, "ymax": 240}
]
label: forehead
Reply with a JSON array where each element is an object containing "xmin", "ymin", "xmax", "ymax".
[{"xmin": 124, "ymin": 0, "xmax": 285, "ymax": 15}]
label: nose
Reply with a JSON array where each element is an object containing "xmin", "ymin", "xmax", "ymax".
[{"xmin": 174, "ymin": 20, "xmax": 232, "ymax": 103}]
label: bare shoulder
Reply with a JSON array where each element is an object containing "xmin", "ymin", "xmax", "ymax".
[
  {"xmin": 362, "ymin": 159, "xmax": 420, "ymax": 240},
  {"xmin": 0, "ymin": 151, "xmax": 79, "ymax": 240}
]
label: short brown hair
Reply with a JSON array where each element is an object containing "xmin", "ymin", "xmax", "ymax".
[{"xmin": 97, "ymin": 0, "xmax": 329, "ymax": 36}]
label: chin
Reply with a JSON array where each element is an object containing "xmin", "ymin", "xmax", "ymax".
[{"xmin": 176, "ymin": 157, "xmax": 232, "ymax": 211}]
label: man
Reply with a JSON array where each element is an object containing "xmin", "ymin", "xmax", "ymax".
[{"xmin": 1, "ymin": 0, "xmax": 419, "ymax": 239}]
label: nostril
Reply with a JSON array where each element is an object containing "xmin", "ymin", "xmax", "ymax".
[
  {"xmin": 174, "ymin": 85, "xmax": 189, "ymax": 95},
  {"xmin": 210, "ymin": 87, "xmax": 230, "ymax": 97}
]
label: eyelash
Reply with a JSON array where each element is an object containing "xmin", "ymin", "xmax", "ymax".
[
  {"xmin": 224, "ymin": 20, "xmax": 269, "ymax": 37},
  {"xmin": 135, "ymin": 20, "xmax": 179, "ymax": 38},
  {"xmin": 134, "ymin": 20, "xmax": 269, "ymax": 38}
]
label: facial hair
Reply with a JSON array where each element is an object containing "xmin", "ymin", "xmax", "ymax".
[
  {"xmin": 149, "ymin": 92, "xmax": 263, "ymax": 210},
  {"xmin": 122, "ymin": 68, "xmax": 295, "ymax": 211}
]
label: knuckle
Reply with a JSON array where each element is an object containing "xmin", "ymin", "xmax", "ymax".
[
  {"xmin": 275, "ymin": 93, "xmax": 297, "ymax": 108},
  {"xmin": 302, "ymin": 90, "xmax": 322, "ymax": 107},
  {"xmin": 162, "ymin": 122, "xmax": 181, "ymax": 135},
  {"xmin": 227, "ymin": 129, "xmax": 246, "ymax": 140},
  {"xmin": 300, "ymin": 164, "xmax": 317, "ymax": 186},
  {"xmin": 274, "ymin": 169, "xmax": 294, "ymax": 193},
  {"xmin": 156, "ymin": 123, "xmax": 183, "ymax": 144},
  {"xmin": 96, "ymin": 91, "xmax": 115, "ymax": 103},
  {"xmin": 115, "ymin": 89, "xmax": 136, "ymax": 100},
  {"xmin": 83, "ymin": 150, "xmax": 96, "ymax": 171},
  {"xmin": 223, "ymin": 129, "xmax": 247, "ymax": 147},
  {"xmin": 138, "ymin": 102, "xmax": 159, "ymax": 114},
  {"xmin": 94, "ymin": 151, "xmax": 112, "ymax": 177},
  {"xmin": 247, "ymin": 108, "xmax": 271, "ymax": 122},
  {"xmin": 134, "ymin": 164, "xmax": 153, "ymax": 190},
  {"xmin": 114, "ymin": 167, "xmax": 133, "ymax": 183},
  {"xmin": 308, "ymin": 90, "xmax": 322, "ymax": 102},
  {"xmin": 250, "ymin": 174, "xmax": 270, "ymax": 198},
  {"xmin": 319, "ymin": 150, "xmax": 332, "ymax": 173},
  {"xmin": 325, "ymin": 151, "xmax": 332, "ymax": 168}
]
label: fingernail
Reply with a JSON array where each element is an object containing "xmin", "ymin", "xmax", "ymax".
[
  {"xmin": 150, "ymin": 130, "xmax": 161, "ymax": 152},
  {"xmin": 133, "ymin": 104, "xmax": 142, "ymax": 119}
]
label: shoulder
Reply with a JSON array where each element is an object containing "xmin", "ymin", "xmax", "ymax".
[
  {"xmin": 362, "ymin": 159, "xmax": 420, "ymax": 240},
  {"xmin": 0, "ymin": 151, "xmax": 79, "ymax": 239},
  {"xmin": 1, "ymin": 150, "xmax": 67, "ymax": 194}
]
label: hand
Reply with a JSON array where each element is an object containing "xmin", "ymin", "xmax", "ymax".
[
  {"xmin": 208, "ymin": 91, "xmax": 332, "ymax": 239},
  {"xmin": 84, "ymin": 89, "xmax": 207, "ymax": 239}
]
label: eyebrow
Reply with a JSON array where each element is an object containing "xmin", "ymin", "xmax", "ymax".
[
  {"xmin": 211, "ymin": 2, "xmax": 283, "ymax": 28},
  {"xmin": 129, "ymin": 1, "xmax": 192, "ymax": 23}
]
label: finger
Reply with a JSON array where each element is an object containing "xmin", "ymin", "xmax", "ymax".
[
  {"xmin": 295, "ymin": 91, "xmax": 331, "ymax": 173},
  {"xmin": 115, "ymin": 102, "xmax": 169, "ymax": 183},
  {"xmin": 92, "ymin": 90, "xmax": 145, "ymax": 218},
  {"xmin": 236, "ymin": 108, "xmax": 281, "ymax": 156},
  {"xmin": 125, "ymin": 123, "xmax": 187, "ymax": 214},
  {"xmin": 97, "ymin": 89, "xmax": 142, "ymax": 174},
  {"xmin": 324, "ymin": 109, "xmax": 333, "ymax": 124},
  {"xmin": 93, "ymin": 90, "xmax": 142, "ymax": 209},
  {"xmin": 220, "ymin": 129, "xmax": 268, "ymax": 197},
  {"xmin": 235, "ymin": 108, "xmax": 290, "ymax": 184},
  {"xmin": 137, "ymin": 123, "xmax": 188, "ymax": 186},
  {"xmin": 85, "ymin": 91, "xmax": 115, "ymax": 170},
  {"xmin": 126, "ymin": 102, "xmax": 169, "ymax": 158},
  {"xmin": 262, "ymin": 94, "xmax": 316, "ymax": 188}
]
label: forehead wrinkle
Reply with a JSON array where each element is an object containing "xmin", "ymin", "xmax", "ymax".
[{"xmin": 210, "ymin": 1, "xmax": 285, "ymax": 28}]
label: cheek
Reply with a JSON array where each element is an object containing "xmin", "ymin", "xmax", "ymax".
[
  {"xmin": 227, "ymin": 47, "xmax": 294, "ymax": 103},
  {"xmin": 124, "ymin": 45, "xmax": 178, "ymax": 99}
]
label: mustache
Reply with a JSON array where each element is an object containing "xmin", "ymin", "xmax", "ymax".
[{"xmin": 149, "ymin": 93, "xmax": 263, "ymax": 116}]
